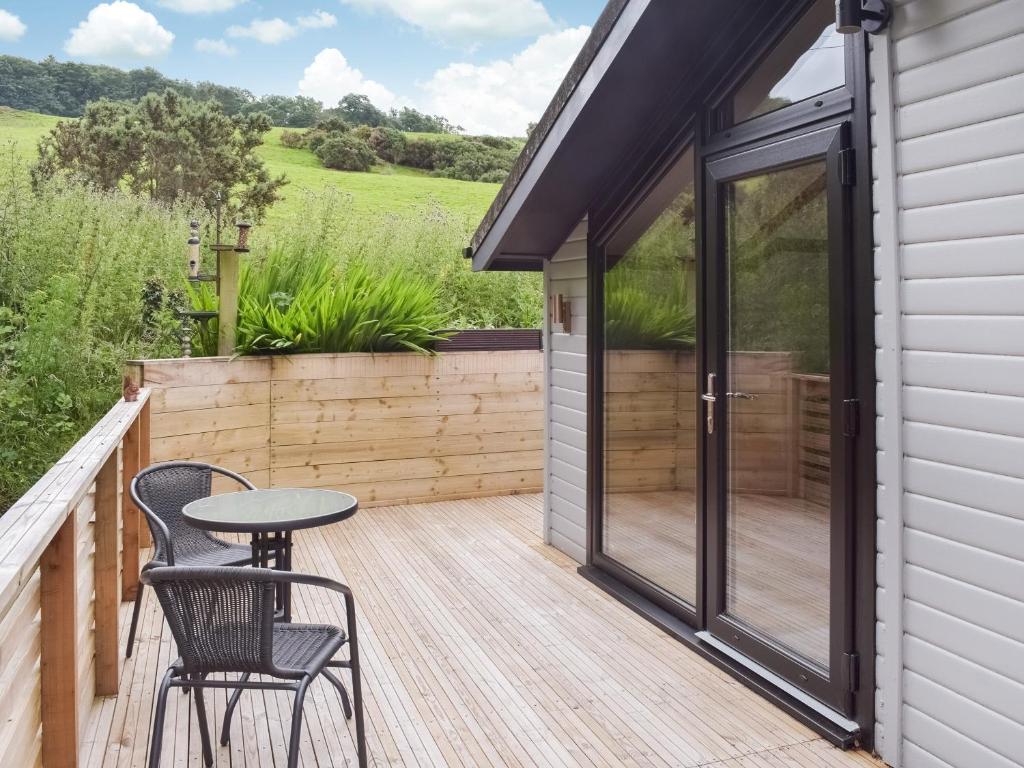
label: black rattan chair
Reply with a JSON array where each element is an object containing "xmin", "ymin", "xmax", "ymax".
[
  {"xmin": 143, "ymin": 565, "xmax": 366, "ymax": 768},
  {"xmin": 126, "ymin": 461, "xmax": 258, "ymax": 658}
]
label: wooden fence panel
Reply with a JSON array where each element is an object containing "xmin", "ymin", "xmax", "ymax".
[{"xmin": 134, "ymin": 351, "xmax": 545, "ymax": 507}]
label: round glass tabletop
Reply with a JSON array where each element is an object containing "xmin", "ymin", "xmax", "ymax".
[{"xmin": 182, "ymin": 488, "xmax": 358, "ymax": 533}]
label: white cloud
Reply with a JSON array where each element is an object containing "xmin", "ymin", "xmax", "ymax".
[
  {"xmin": 194, "ymin": 37, "xmax": 237, "ymax": 56},
  {"xmin": 340, "ymin": 0, "xmax": 553, "ymax": 41},
  {"xmin": 65, "ymin": 2, "xmax": 174, "ymax": 60},
  {"xmin": 297, "ymin": 10, "xmax": 337, "ymax": 29},
  {"xmin": 418, "ymin": 25, "xmax": 589, "ymax": 136},
  {"xmin": 298, "ymin": 48, "xmax": 396, "ymax": 110},
  {"xmin": 226, "ymin": 17, "xmax": 297, "ymax": 45},
  {"xmin": 0, "ymin": 10, "xmax": 27, "ymax": 42},
  {"xmin": 156, "ymin": 0, "xmax": 245, "ymax": 12}
]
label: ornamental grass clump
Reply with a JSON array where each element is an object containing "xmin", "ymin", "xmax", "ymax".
[{"xmin": 230, "ymin": 248, "xmax": 450, "ymax": 355}]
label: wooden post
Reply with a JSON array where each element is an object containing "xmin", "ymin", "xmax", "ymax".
[
  {"xmin": 94, "ymin": 448, "xmax": 121, "ymax": 696},
  {"xmin": 138, "ymin": 399, "xmax": 152, "ymax": 549},
  {"xmin": 40, "ymin": 513, "xmax": 79, "ymax": 768},
  {"xmin": 121, "ymin": 418, "xmax": 141, "ymax": 602},
  {"xmin": 216, "ymin": 245, "xmax": 240, "ymax": 356}
]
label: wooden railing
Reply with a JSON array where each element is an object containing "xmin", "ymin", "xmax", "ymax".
[{"xmin": 0, "ymin": 392, "xmax": 151, "ymax": 768}]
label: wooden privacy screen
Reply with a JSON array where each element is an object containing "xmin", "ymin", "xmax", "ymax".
[
  {"xmin": 0, "ymin": 392, "xmax": 151, "ymax": 768},
  {"xmin": 128, "ymin": 351, "xmax": 545, "ymax": 507}
]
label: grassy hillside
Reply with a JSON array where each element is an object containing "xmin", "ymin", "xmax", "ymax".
[
  {"xmin": 258, "ymin": 126, "xmax": 500, "ymax": 224},
  {"xmin": 0, "ymin": 108, "xmax": 61, "ymax": 163},
  {"xmin": 0, "ymin": 109, "xmax": 501, "ymax": 226}
]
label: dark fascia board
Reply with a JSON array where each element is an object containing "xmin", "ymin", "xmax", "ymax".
[{"xmin": 470, "ymin": 0, "xmax": 640, "ymax": 272}]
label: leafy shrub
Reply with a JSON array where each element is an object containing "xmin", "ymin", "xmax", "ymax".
[
  {"xmin": 0, "ymin": 155, "xmax": 187, "ymax": 509},
  {"xmin": 367, "ymin": 127, "xmax": 407, "ymax": 164},
  {"xmin": 315, "ymin": 135, "xmax": 375, "ymax": 172},
  {"xmin": 236, "ymin": 250, "xmax": 451, "ymax": 354},
  {"xmin": 279, "ymin": 129, "xmax": 306, "ymax": 148},
  {"xmin": 478, "ymin": 169, "xmax": 509, "ymax": 184},
  {"xmin": 313, "ymin": 117, "xmax": 350, "ymax": 134},
  {"xmin": 400, "ymin": 139, "xmax": 438, "ymax": 169}
]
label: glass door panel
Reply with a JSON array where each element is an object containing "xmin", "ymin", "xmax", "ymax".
[
  {"xmin": 704, "ymin": 124, "xmax": 853, "ymax": 713},
  {"xmin": 601, "ymin": 146, "xmax": 697, "ymax": 607},
  {"xmin": 723, "ymin": 160, "xmax": 831, "ymax": 668}
]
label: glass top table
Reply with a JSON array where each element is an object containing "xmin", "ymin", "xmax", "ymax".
[
  {"xmin": 183, "ymin": 488, "xmax": 358, "ymax": 534},
  {"xmin": 183, "ymin": 488, "xmax": 358, "ymax": 621}
]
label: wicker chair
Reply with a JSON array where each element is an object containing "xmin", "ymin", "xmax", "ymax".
[
  {"xmin": 143, "ymin": 565, "xmax": 366, "ymax": 768},
  {"xmin": 126, "ymin": 461, "xmax": 258, "ymax": 658}
]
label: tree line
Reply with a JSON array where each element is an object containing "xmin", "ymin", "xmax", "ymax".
[{"xmin": 0, "ymin": 55, "xmax": 459, "ymax": 132}]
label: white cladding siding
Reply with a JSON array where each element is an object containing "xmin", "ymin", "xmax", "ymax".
[
  {"xmin": 544, "ymin": 222, "xmax": 588, "ymax": 562},
  {"xmin": 872, "ymin": 2, "xmax": 1024, "ymax": 767}
]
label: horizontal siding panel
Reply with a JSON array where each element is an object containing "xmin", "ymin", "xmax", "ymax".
[
  {"xmin": 550, "ymin": 385, "xmax": 586, "ymax": 412},
  {"xmin": 548, "ymin": 528, "xmax": 586, "ymax": 564},
  {"xmin": 903, "ymin": 706, "xmax": 1020, "ymax": 768},
  {"xmin": 904, "ymin": 421, "xmax": 1024, "ymax": 480},
  {"xmin": 549, "ymin": 492, "xmax": 585, "ymax": 530},
  {"xmin": 901, "ymin": 193, "xmax": 1024, "ymax": 243},
  {"xmin": 903, "ymin": 671, "xmax": 1024, "ymax": 764},
  {"xmin": 550, "ymin": 507, "xmax": 585, "ymax": 544},
  {"xmin": 551, "ymin": 350, "xmax": 587, "ymax": 375},
  {"xmin": 902, "ymin": 234, "xmax": 1024, "ymax": 279},
  {"xmin": 904, "ymin": 528, "xmax": 1024, "ymax": 602},
  {"xmin": 904, "ymin": 457, "xmax": 1024, "ymax": 522},
  {"xmin": 902, "ymin": 316, "xmax": 1024, "ymax": 355},
  {"xmin": 550, "ymin": 331, "xmax": 587, "ymax": 355},
  {"xmin": 898, "ymin": 71, "xmax": 1024, "ymax": 141},
  {"xmin": 902, "ymin": 350, "xmax": 1024, "ymax": 396},
  {"xmin": 904, "ymin": 635, "xmax": 1024, "ymax": 727},
  {"xmin": 550, "ymin": 475, "xmax": 585, "ymax": 510},
  {"xmin": 902, "ymin": 386, "xmax": 1024, "ymax": 438},
  {"xmin": 550, "ymin": 368, "xmax": 586, "ymax": 394},
  {"xmin": 895, "ymin": 32, "xmax": 1024, "ymax": 105},
  {"xmin": 893, "ymin": 0, "xmax": 1024, "ymax": 69},
  {"xmin": 900, "ymin": 152, "xmax": 1024, "ymax": 209},
  {"xmin": 550, "ymin": 457, "xmax": 586, "ymax": 490},
  {"xmin": 550, "ymin": 439, "xmax": 586, "ymax": 470},
  {"xmin": 893, "ymin": 0, "xmax": 1006, "ymax": 41},
  {"xmin": 904, "ymin": 492, "xmax": 1024, "ymax": 561},
  {"xmin": 550, "ymin": 403, "xmax": 586, "ymax": 432},
  {"xmin": 903, "ymin": 275, "xmax": 1024, "ymax": 315},
  {"xmin": 905, "ymin": 564, "xmax": 1024, "ymax": 646},
  {"xmin": 899, "ymin": 112, "xmax": 1024, "ymax": 174},
  {"xmin": 550, "ymin": 421, "xmax": 586, "ymax": 452},
  {"xmin": 903, "ymin": 601, "xmax": 1024, "ymax": 686}
]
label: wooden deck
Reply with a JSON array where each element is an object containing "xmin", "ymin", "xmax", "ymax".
[{"xmin": 82, "ymin": 494, "xmax": 881, "ymax": 768}]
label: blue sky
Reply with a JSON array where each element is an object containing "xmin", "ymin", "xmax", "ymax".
[{"xmin": 0, "ymin": 0, "xmax": 603, "ymax": 134}]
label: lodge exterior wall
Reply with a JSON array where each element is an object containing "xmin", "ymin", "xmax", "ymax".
[{"xmin": 871, "ymin": 2, "xmax": 1024, "ymax": 765}]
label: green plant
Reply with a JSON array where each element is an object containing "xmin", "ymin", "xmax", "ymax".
[
  {"xmin": 367, "ymin": 126, "xmax": 407, "ymax": 164},
  {"xmin": 604, "ymin": 284, "xmax": 696, "ymax": 350},
  {"xmin": 279, "ymin": 129, "xmax": 306, "ymax": 149},
  {"xmin": 315, "ymin": 134, "xmax": 375, "ymax": 172},
  {"xmin": 234, "ymin": 251, "xmax": 450, "ymax": 354}
]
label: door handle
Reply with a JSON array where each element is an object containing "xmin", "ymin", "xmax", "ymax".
[
  {"xmin": 726, "ymin": 391, "xmax": 758, "ymax": 400},
  {"xmin": 702, "ymin": 373, "xmax": 716, "ymax": 434}
]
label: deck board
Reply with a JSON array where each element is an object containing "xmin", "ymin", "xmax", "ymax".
[{"xmin": 84, "ymin": 494, "xmax": 881, "ymax": 767}]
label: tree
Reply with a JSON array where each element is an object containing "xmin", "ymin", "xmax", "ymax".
[
  {"xmin": 33, "ymin": 89, "xmax": 286, "ymax": 220},
  {"xmin": 333, "ymin": 94, "xmax": 390, "ymax": 127}
]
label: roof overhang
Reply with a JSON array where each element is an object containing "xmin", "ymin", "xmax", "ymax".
[{"xmin": 469, "ymin": 0, "xmax": 757, "ymax": 271}]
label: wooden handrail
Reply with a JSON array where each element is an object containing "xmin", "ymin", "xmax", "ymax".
[{"xmin": 0, "ymin": 390, "xmax": 151, "ymax": 768}]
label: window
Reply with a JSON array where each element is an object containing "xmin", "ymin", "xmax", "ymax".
[{"xmin": 730, "ymin": 0, "xmax": 846, "ymax": 125}]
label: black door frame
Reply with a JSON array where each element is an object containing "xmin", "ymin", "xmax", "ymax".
[
  {"xmin": 581, "ymin": 0, "xmax": 877, "ymax": 745},
  {"xmin": 703, "ymin": 121, "xmax": 856, "ymax": 715}
]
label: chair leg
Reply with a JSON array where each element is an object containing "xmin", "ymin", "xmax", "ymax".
[
  {"xmin": 191, "ymin": 675, "xmax": 214, "ymax": 768},
  {"xmin": 346, "ymin": 608, "xmax": 368, "ymax": 768},
  {"xmin": 220, "ymin": 673, "xmax": 250, "ymax": 746},
  {"xmin": 322, "ymin": 669, "xmax": 352, "ymax": 719},
  {"xmin": 287, "ymin": 677, "xmax": 311, "ymax": 768},
  {"xmin": 126, "ymin": 581, "xmax": 145, "ymax": 659},
  {"xmin": 148, "ymin": 669, "xmax": 175, "ymax": 768}
]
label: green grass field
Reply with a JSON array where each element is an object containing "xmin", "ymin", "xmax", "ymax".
[{"xmin": 0, "ymin": 110, "xmax": 501, "ymax": 226}]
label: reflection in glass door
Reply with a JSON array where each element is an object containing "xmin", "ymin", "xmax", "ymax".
[
  {"xmin": 704, "ymin": 124, "xmax": 854, "ymax": 712},
  {"xmin": 600, "ymin": 146, "xmax": 697, "ymax": 607},
  {"xmin": 722, "ymin": 159, "xmax": 831, "ymax": 668}
]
